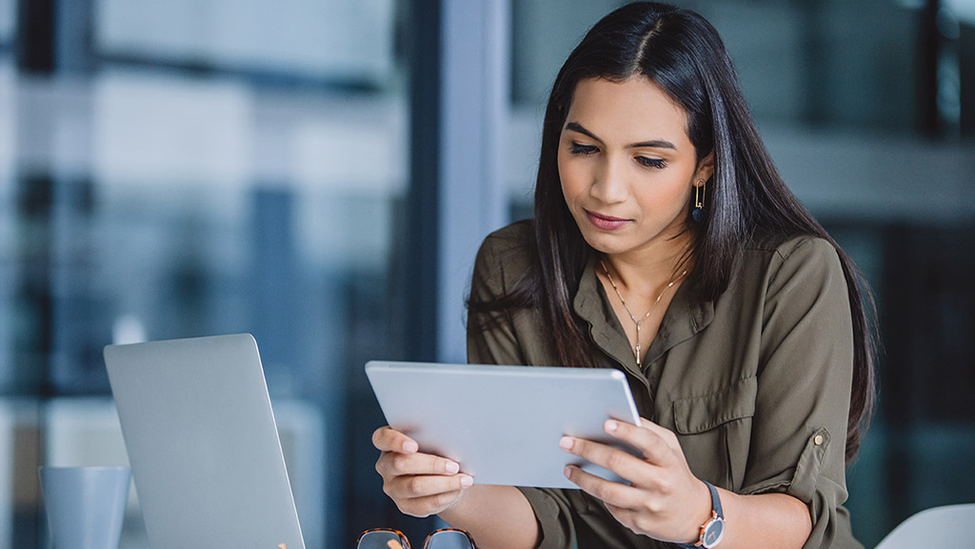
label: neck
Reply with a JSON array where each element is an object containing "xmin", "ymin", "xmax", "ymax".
[{"xmin": 601, "ymin": 232, "xmax": 693, "ymax": 296}]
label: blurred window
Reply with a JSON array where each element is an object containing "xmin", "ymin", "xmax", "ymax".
[
  {"xmin": 94, "ymin": 0, "xmax": 396, "ymax": 85},
  {"xmin": 4, "ymin": 1, "xmax": 410, "ymax": 548},
  {"xmin": 0, "ymin": 0, "xmax": 14, "ymax": 46}
]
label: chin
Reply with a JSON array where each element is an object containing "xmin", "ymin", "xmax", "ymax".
[{"xmin": 578, "ymin": 230, "xmax": 629, "ymax": 256}]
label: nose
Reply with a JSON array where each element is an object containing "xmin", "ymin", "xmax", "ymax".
[{"xmin": 589, "ymin": 155, "xmax": 629, "ymax": 205}]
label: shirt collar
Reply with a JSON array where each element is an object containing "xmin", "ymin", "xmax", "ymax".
[{"xmin": 573, "ymin": 253, "xmax": 715, "ymax": 384}]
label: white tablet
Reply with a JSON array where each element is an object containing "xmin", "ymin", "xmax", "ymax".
[{"xmin": 365, "ymin": 361, "xmax": 642, "ymax": 489}]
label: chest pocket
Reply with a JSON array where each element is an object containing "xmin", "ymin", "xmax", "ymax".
[{"xmin": 672, "ymin": 376, "xmax": 757, "ymax": 490}]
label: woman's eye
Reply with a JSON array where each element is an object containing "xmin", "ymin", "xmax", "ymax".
[
  {"xmin": 569, "ymin": 142, "xmax": 599, "ymax": 155},
  {"xmin": 636, "ymin": 156, "xmax": 667, "ymax": 169}
]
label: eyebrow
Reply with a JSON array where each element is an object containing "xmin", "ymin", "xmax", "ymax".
[{"xmin": 565, "ymin": 121, "xmax": 677, "ymax": 150}]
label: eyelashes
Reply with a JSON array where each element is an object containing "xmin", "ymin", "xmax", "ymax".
[
  {"xmin": 569, "ymin": 143, "xmax": 598, "ymax": 155},
  {"xmin": 568, "ymin": 142, "xmax": 668, "ymax": 169},
  {"xmin": 636, "ymin": 156, "xmax": 666, "ymax": 169}
]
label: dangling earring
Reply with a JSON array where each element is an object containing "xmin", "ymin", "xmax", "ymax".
[{"xmin": 692, "ymin": 180, "xmax": 707, "ymax": 223}]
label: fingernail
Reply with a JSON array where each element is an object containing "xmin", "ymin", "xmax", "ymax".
[
  {"xmin": 559, "ymin": 436, "xmax": 574, "ymax": 450},
  {"xmin": 445, "ymin": 461, "xmax": 460, "ymax": 474},
  {"xmin": 460, "ymin": 475, "xmax": 474, "ymax": 487},
  {"xmin": 605, "ymin": 420, "xmax": 618, "ymax": 433},
  {"xmin": 403, "ymin": 440, "xmax": 418, "ymax": 453},
  {"xmin": 564, "ymin": 466, "xmax": 572, "ymax": 478}
]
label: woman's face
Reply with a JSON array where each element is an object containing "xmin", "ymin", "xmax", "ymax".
[{"xmin": 558, "ymin": 76, "xmax": 713, "ymax": 260}]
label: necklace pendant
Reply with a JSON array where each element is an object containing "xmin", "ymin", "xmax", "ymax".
[{"xmin": 599, "ymin": 259, "xmax": 688, "ymax": 371}]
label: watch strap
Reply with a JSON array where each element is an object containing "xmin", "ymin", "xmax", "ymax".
[
  {"xmin": 676, "ymin": 480, "xmax": 723, "ymax": 548},
  {"xmin": 705, "ymin": 480, "xmax": 723, "ymax": 519}
]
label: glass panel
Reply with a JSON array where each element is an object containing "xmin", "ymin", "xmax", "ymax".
[
  {"xmin": 0, "ymin": 60, "xmax": 13, "ymax": 395},
  {"xmin": 94, "ymin": 0, "xmax": 396, "ymax": 84},
  {"xmin": 6, "ymin": 1, "xmax": 410, "ymax": 548},
  {"xmin": 700, "ymin": 1, "xmax": 920, "ymax": 130},
  {"xmin": 0, "ymin": 0, "xmax": 13, "ymax": 45},
  {"xmin": 512, "ymin": 0, "xmax": 926, "ymax": 130}
]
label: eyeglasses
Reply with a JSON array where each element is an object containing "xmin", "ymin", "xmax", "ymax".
[{"xmin": 355, "ymin": 527, "xmax": 477, "ymax": 549}]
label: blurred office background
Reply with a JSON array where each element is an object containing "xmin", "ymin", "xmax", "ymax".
[{"xmin": 0, "ymin": 0, "xmax": 972, "ymax": 547}]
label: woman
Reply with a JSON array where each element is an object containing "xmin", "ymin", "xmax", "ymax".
[{"xmin": 373, "ymin": 3, "xmax": 875, "ymax": 548}]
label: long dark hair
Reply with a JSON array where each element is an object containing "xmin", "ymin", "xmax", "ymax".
[{"xmin": 471, "ymin": 2, "xmax": 876, "ymax": 463}]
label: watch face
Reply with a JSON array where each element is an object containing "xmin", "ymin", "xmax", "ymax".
[{"xmin": 702, "ymin": 518, "xmax": 725, "ymax": 548}]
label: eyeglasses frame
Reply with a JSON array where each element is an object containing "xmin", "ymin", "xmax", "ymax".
[{"xmin": 354, "ymin": 527, "xmax": 478, "ymax": 549}]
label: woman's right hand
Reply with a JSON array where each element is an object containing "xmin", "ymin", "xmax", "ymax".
[{"xmin": 372, "ymin": 426, "xmax": 474, "ymax": 518}]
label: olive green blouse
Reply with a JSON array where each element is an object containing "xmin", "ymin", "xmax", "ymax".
[{"xmin": 466, "ymin": 220, "xmax": 862, "ymax": 549}]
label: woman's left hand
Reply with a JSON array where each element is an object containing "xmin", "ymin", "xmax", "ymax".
[{"xmin": 560, "ymin": 417, "xmax": 713, "ymax": 544}]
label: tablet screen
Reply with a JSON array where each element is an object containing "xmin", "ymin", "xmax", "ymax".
[{"xmin": 366, "ymin": 361, "xmax": 642, "ymax": 489}]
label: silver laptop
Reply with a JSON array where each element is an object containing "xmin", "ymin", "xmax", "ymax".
[{"xmin": 104, "ymin": 333, "xmax": 305, "ymax": 549}]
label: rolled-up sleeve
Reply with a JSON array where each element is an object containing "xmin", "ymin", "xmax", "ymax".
[{"xmin": 742, "ymin": 238, "xmax": 861, "ymax": 549}]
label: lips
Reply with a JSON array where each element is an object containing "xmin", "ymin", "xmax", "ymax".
[{"xmin": 585, "ymin": 209, "xmax": 630, "ymax": 231}]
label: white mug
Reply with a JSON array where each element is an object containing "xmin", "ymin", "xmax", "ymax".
[{"xmin": 39, "ymin": 466, "xmax": 131, "ymax": 549}]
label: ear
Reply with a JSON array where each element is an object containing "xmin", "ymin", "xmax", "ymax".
[{"xmin": 693, "ymin": 151, "xmax": 715, "ymax": 186}]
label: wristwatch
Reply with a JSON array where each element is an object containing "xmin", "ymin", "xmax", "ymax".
[{"xmin": 678, "ymin": 480, "xmax": 725, "ymax": 548}]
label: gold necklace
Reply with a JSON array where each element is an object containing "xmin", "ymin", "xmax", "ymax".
[{"xmin": 599, "ymin": 260, "xmax": 687, "ymax": 369}]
